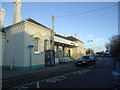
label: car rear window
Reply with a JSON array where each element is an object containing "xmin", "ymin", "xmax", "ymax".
[{"xmin": 82, "ymin": 56, "xmax": 89, "ymax": 59}]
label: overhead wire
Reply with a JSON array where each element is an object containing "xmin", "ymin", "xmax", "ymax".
[{"xmin": 55, "ymin": 4, "xmax": 117, "ymax": 19}]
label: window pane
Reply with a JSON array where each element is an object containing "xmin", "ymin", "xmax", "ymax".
[
  {"xmin": 34, "ymin": 38, "xmax": 39, "ymax": 52},
  {"xmin": 44, "ymin": 40, "xmax": 48, "ymax": 51}
]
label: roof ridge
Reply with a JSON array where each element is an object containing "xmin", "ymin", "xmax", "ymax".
[{"xmin": 25, "ymin": 18, "xmax": 52, "ymax": 30}]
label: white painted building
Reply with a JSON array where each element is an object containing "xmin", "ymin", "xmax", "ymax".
[
  {"xmin": 0, "ymin": 32, "xmax": 2, "ymax": 67},
  {"xmin": 1, "ymin": 0, "xmax": 86, "ymax": 70},
  {"xmin": 3, "ymin": 18, "xmax": 52, "ymax": 70},
  {"xmin": 0, "ymin": 8, "xmax": 6, "ymax": 67}
]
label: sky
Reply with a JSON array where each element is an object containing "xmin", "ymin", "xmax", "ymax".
[{"xmin": 2, "ymin": 1, "xmax": 118, "ymax": 53}]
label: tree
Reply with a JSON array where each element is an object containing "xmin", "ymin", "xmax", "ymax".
[
  {"xmin": 86, "ymin": 48, "xmax": 94, "ymax": 55},
  {"xmin": 106, "ymin": 35, "xmax": 120, "ymax": 57},
  {"xmin": 105, "ymin": 43, "xmax": 111, "ymax": 52}
]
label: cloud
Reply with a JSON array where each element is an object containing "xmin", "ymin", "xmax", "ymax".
[
  {"xmin": 95, "ymin": 38, "xmax": 105, "ymax": 42},
  {"xmin": 88, "ymin": 34, "xmax": 95, "ymax": 38},
  {"xmin": 93, "ymin": 45, "xmax": 106, "ymax": 53},
  {"xmin": 85, "ymin": 44, "xmax": 106, "ymax": 53}
]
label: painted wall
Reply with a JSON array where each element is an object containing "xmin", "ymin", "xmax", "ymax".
[
  {"xmin": 5, "ymin": 22, "xmax": 25, "ymax": 69},
  {"xmin": 0, "ymin": 32, "xmax": 2, "ymax": 67},
  {"xmin": 2, "ymin": 33, "xmax": 5, "ymax": 67},
  {"xmin": 71, "ymin": 41, "xmax": 85, "ymax": 59},
  {"xmin": 4, "ymin": 20, "xmax": 51, "ymax": 70},
  {"xmin": 3, "ymin": 20, "xmax": 85, "ymax": 70},
  {"xmin": 24, "ymin": 21, "xmax": 51, "ymax": 69},
  {"xmin": 54, "ymin": 36, "xmax": 78, "ymax": 46}
]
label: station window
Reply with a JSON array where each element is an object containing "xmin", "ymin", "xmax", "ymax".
[
  {"xmin": 44, "ymin": 39, "xmax": 49, "ymax": 51},
  {"xmin": 34, "ymin": 37, "xmax": 40, "ymax": 52}
]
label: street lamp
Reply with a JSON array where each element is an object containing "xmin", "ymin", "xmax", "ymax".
[
  {"xmin": 87, "ymin": 40, "xmax": 93, "ymax": 55},
  {"xmin": 87, "ymin": 40, "xmax": 93, "ymax": 42}
]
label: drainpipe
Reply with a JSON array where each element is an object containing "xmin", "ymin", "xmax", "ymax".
[{"xmin": 11, "ymin": 48, "xmax": 15, "ymax": 70}]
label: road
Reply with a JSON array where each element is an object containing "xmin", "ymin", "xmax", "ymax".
[{"xmin": 3, "ymin": 57, "xmax": 114, "ymax": 89}]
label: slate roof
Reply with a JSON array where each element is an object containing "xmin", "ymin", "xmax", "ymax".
[
  {"xmin": 55, "ymin": 33, "xmax": 84, "ymax": 44},
  {"xmin": 25, "ymin": 18, "xmax": 51, "ymax": 30},
  {"xmin": 4, "ymin": 17, "xmax": 84, "ymax": 44}
]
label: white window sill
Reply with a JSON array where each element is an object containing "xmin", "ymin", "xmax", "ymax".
[
  {"xmin": 34, "ymin": 52, "xmax": 45, "ymax": 55},
  {"xmin": 34, "ymin": 52, "xmax": 40, "ymax": 55}
]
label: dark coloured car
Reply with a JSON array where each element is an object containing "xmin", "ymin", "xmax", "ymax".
[{"xmin": 75, "ymin": 55, "xmax": 96, "ymax": 66}]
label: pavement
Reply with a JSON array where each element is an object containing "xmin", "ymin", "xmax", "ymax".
[{"xmin": 2, "ymin": 62, "xmax": 75, "ymax": 80}]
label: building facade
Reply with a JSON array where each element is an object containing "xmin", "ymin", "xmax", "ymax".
[{"xmin": 0, "ymin": 0, "xmax": 86, "ymax": 70}]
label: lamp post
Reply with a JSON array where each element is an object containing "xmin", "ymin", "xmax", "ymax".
[
  {"xmin": 50, "ymin": 16, "xmax": 55, "ymax": 66},
  {"xmin": 87, "ymin": 40, "xmax": 93, "ymax": 55},
  {"xmin": 51, "ymin": 16, "xmax": 54, "ymax": 50}
]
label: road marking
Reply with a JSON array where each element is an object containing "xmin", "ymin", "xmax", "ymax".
[
  {"xmin": 3, "ymin": 65, "xmax": 75, "ymax": 82},
  {"xmin": 46, "ymin": 75, "xmax": 67, "ymax": 83},
  {"xmin": 21, "ymin": 87, "xmax": 28, "ymax": 89},
  {"xmin": 37, "ymin": 82, "xmax": 40, "ymax": 88},
  {"xmin": 10, "ymin": 66, "xmax": 94, "ymax": 89}
]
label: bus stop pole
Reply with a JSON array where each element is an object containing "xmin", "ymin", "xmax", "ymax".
[
  {"xmin": 28, "ymin": 45, "xmax": 34, "ymax": 70},
  {"xmin": 30, "ymin": 48, "xmax": 32, "ymax": 70}
]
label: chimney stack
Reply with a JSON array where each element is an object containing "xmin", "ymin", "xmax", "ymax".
[
  {"xmin": 74, "ymin": 33, "xmax": 78, "ymax": 39},
  {"xmin": 0, "ymin": 8, "xmax": 6, "ymax": 30},
  {"xmin": 13, "ymin": 0, "xmax": 22, "ymax": 24},
  {"xmin": 64, "ymin": 35, "xmax": 66, "ymax": 37}
]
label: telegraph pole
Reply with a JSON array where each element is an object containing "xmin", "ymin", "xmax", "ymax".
[
  {"xmin": 50, "ymin": 16, "xmax": 55, "ymax": 66},
  {"xmin": 87, "ymin": 40, "xmax": 93, "ymax": 55},
  {"xmin": 52, "ymin": 16, "xmax": 54, "ymax": 33},
  {"xmin": 51, "ymin": 15, "xmax": 54, "ymax": 50}
]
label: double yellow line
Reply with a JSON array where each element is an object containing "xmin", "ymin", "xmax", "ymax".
[{"xmin": 2, "ymin": 65, "xmax": 74, "ymax": 82}]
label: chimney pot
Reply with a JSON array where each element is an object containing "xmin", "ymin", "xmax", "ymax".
[
  {"xmin": 0, "ymin": 8, "xmax": 6, "ymax": 30},
  {"xmin": 74, "ymin": 33, "xmax": 78, "ymax": 39},
  {"xmin": 64, "ymin": 35, "xmax": 66, "ymax": 37},
  {"xmin": 13, "ymin": 0, "xmax": 22, "ymax": 24}
]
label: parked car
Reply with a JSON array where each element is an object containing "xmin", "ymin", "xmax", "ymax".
[{"xmin": 75, "ymin": 55, "xmax": 96, "ymax": 66}]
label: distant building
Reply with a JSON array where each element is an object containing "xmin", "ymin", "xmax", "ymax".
[
  {"xmin": 54, "ymin": 34, "xmax": 86, "ymax": 59},
  {"xmin": 0, "ymin": 0, "xmax": 86, "ymax": 70}
]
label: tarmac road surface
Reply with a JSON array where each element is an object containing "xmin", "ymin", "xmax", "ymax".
[{"xmin": 3, "ymin": 57, "xmax": 114, "ymax": 89}]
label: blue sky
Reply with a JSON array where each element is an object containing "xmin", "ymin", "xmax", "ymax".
[{"xmin": 2, "ymin": 2, "xmax": 118, "ymax": 52}]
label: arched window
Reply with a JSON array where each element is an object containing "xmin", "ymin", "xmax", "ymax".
[
  {"xmin": 44, "ymin": 39, "xmax": 49, "ymax": 51},
  {"xmin": 34, "ymin": 37, "xmax": 40, "ymax": 52}
]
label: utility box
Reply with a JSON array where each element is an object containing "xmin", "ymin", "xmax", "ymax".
[{"xmin": 45, "ymin": 50, "xmax": 55, "ymax": 66}]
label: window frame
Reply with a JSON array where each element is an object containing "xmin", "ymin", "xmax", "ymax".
[
  {"xmin": 44, "ymin": 39, "xmax": 49, "ymax": 51},
  {"xmin": 34, "ymin": 37, "xmax": 40, "ymax": 53}
]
